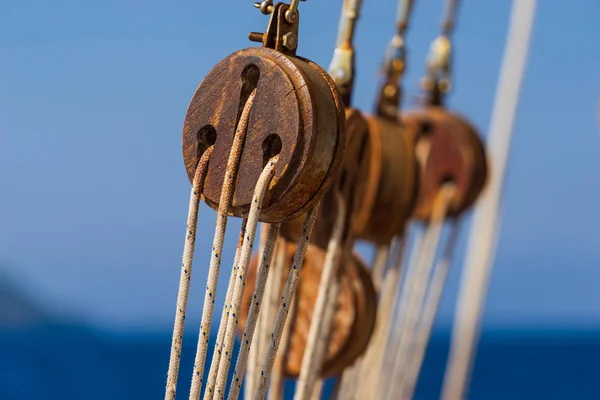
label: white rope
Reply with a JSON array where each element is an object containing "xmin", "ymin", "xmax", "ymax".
[
  {"xmin": 355, "ymin": 234, "xmax": 414, "ymax": 400},
  {"xmin": 386, "ymin": 185, "xmax": 454, "ymax": 400},
  {"xmin": 204, "ymin": 222, "xmax": 246, "ymax": 399},
  {"xmin": 441, "ymin": 1, "xmax": 536, "ymax": 399},
  {"xmin": 342, "ymin": 235, "xmax": 407, "ymax": 400},
  {"xmin": 398, "ymin": 222, "xmax": 461, "ymax": 400},
  {"xmin": 165, "ymin": 146, "xmax": 213, "ymax": 400},
  {"xmin": 227, "ymin": 222, "xmax": 281, "ymax": 400},
  {"xmin": 294, "ymin": 193, "xmax": 346, "ymax": 400},
  {"xmin": 268, "ymin": 287, "xmax": 296, "ymax": 400},
  {"xmin": 210, "ymin": 157, "xmax": 280, "ymax": 400},
  {"xmin": 189, "ymin": 89, "xmax": 257, "ymax": 400},
  {"xmin": 246, "ymin": 230, "xmax": 280, "ymax": 399},
  {"xmin": 335, "ymin": 236, "xmax": 402, "ymax": 400},
  {"xmin": 307, "ymin": 279, "xmax": 340, "ymax": 398},
  {"xmin": 310, "ymin": 379, "xmax": 324, "ymax": 400},
  {"xmin": 254, "ymin": 204, "xmax": 321, "ymax": 400},
  {"xmin": 371, "ymin": 244, "xmax": 390, "ymax": 293}
]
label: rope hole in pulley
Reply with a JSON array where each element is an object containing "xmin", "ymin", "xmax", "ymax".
[
  {"xmin": 262, "ymin": 134, "xmax": 283, "ymax": 168},
  {"xmin": 197, "ymin": 126, "xmax": 218, "ymax": 162}
]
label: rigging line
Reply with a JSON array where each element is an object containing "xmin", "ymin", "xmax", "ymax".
[
  {"xmin": 247, "ymin": 234, "xmax": 282, "ymax": 400},
  {"xmin": 335, "ymin": 235, "xmax": 401, "ymax": 400},
  {"xmin": 254, "ymin": 203, "xmax": 321, "ymax": 400},
  {"xmin": 329, "ymin": 0, "xmax": 364, "ymax": 106},
  {"xmin": 375, "ymin": 0, "xmax": 415, "ymax": 118},
  {"xmin": 227, "ymin": 225, "xmax": 281, "ymax": 400},
  {"xmin": 395, "ymin": 222, "xmax": 462, "ymax": 400},
  {"xmin": 265, "ymin": 240, "xmax": 288, "ymax": 400},
  {"xmin": 368, "ymin": 233, "xmax": 422, "ymax": 400},
  {"xmin": 441, "ymin": 0, "xmax": 460, "ymax": 37},
  {"xmin": 215, "ymin": 158, "xmax": 281, "ymax": 400},
  {"xmin": 189, "ymin": 89, "xmax": 258, "ymax": 400},
  {"xmin": 384, "ymin": 184, "xmax": 455, "ymax": 400},
  {"xmin": 268, "ymin": 286, "xmax": 296, "ymax": 400},
  {"xmin": 354, "ymin": 235, "xmax": 411, "ymax": 400},
  {"xmin": 385, "ymin": 0, "xmax": 415, "ymax": 69},
  {"xmin": 245, "ymin": 225, "xmax": 267, "ymax": 400},
  {"xmin": 305, "ymin": 280, "xmax": 340, "ymax": 399},
  {"xmin": 334, "ymin": 0, "xmax": 363, "ymax": 48},
  {"xmin": 165, "ymin": 146, "xmax": 214, "ymax": 400},
  {"xmin": 395, "ymin": 0, "xmax": 415, "ymax": 35},
  {"xmin": 310, "ymin": 379, "xmax": 324, "ymax": 400},
  {"xmin": 441, "ymin": 1, "xmax": 536, "ymax": 399},
  {"xmin": 294, "ymin": 193, "xmax": 347, "ymax": 400},
  {"xmin": 204, "ymin": 221, "xmax": 247, "ymax": 399},
  {"xmin": 371, "ymin": 244, "xmax": 391, "ymax": 293}
]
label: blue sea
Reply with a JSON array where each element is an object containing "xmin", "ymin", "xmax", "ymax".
[{"xmin": 1, "ymin": 324, "xmax": 599, "ymax": 399}]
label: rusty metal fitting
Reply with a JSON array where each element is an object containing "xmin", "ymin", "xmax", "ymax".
[
  {"xmin": 282, "ymin": 32, "xmax": 298, "ymax": 50},
  {"xmin": 238, "ymin": 243, "xmax": 377, "ymax": 378},
  {"xmin": 403, "ymin": 107, "xmax": 488, "ymax": 221},
  {"xmin": 182, "ymin": 47, "xmax": 346, "ymax": 223}
]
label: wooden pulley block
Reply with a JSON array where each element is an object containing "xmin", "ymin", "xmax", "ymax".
[
  {"xmin": 352, "ymin": 116, "xmax": 420, "ymax": 244},
  {"xmin": 402, "ymin": 107, "xmax": 488, "ymax": 221},
  {"xmin": 182, "ymin": 46, "xmax": 346, "ymax": 223},
  {"xmin": 279, "ymin": 108, "xmax": 371, "ymax": 247},
  {"xmin": 238, "ymin": 243, "xmax": 377, "ymax": 378}
]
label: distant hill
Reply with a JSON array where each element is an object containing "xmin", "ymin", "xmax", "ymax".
[{"xmin": 0, "ymin": 263, "xmax": 49, "ymax": 328}]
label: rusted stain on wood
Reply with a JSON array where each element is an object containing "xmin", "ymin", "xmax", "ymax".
[
  {"xmin": 182, "ymin": 47, "xmax": 346, "ymax": 223},
  {"xmin": 403, "ymin": 106, "xmax": 488, "ymax": 221}
]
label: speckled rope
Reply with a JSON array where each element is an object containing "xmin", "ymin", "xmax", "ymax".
[
  {"xmin": 165, "ymin": 147, "xmax": 214, "ymax": 400},
  {"xmin": 294, "ymin": 193, "xmax": 346, "ymax": 400},
  {"xmin": 253, "ymin": 203, "xmax": 320, "ymax": 400},
  {"xmin": 203, "ymin": 221, "xmax": 247, "ymax": 400},
  {"xmin": 383, "ymin": 184, "xmax": 455, "ymax": 400},
  {"xmin": 334, "ymin": 237, "xmax": 401, "ymax": 400},
  {"xmin": 210, "ymin": 156, "xmax": 280, "ymax": 400},
  {"xmin": 188, "ymin": 90, "xmax": 257, "ymax": 400},
  {"xmin": 268, "ymin": 285, "xmax": 296, "ymax": 400},
  {"xmin": 303, "ymin": 279, "xmax": 340, "ymax": 400},
  {"xmin": 227, "ymin": 222, "xmax": 281, "ymax": 400},
  {"xmin": 397, "ymin": 222, "xmax": 461, "ymax": 400},
  {"xmin": 356, "ymin": 235, "xmax": 413, "ymax": 400},
  {"xmin": 246, "ymin": 228, "xmax": 278, "ymax": 400},
  {"xmin": 369, "ymin": 233, "xmax": 422, "ymax": 400}
]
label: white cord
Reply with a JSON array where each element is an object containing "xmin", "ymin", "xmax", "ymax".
[
  {"xmin": 189, "ymin": 90, "xmax": 257, "ymax": 400},
  {"xmin": 441, "ymin": 1, "xmax": 536, "ymax": 398},
  {"xmin": 254, "ymin": 204, "xmax": 321, "ymax": 400},
  {"xmin": 165, "ymin": 147, "xmax": 213, "ymax": 400}
]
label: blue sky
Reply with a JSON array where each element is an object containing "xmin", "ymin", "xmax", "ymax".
[{"xmin": 1, "ymin": 0, "xmax": 599, "ymax": 331}]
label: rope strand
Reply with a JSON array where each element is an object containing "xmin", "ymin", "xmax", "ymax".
[
  {"xmin": 399, "ymin": 222, "xmax": 461, "ymax": 400},
  {"xmin": 294, "ymin": 194, "xmax": 346, "ymax": 400},
  {"xmin": 441, "ymin": 1, "xmax": 536, "ymax": 398},
  {"xmin": 205, "ymin": 221, "xmax": 247, "ymax": 399},
  {"xmin": 228, "ymin": 221, "xmax": 281, "ymax": 400},
  {"xmin": 254, "ymin": 204, "xmax": 321, "ymax": 400},
  {"xmin": 246, "ymin": 229, "xmax": 279, "ymax": 399},
  {"xmin": 165, "ymin": 146, "xmax": 214, "ymax": 400},
  {"xmin": 212, "ymin": 156, "xmax": 280, "ymax": 400},
  {"xmin": 268, "ymin": 287, "xmax": 296, "ymax": 400},
  {"xmin": 189, "ymin": 90, "xmax": 257, "ymax": 400},
  {"xmin": 386, "ymin": 185, "xmax": 455, "ymax": 400}
]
